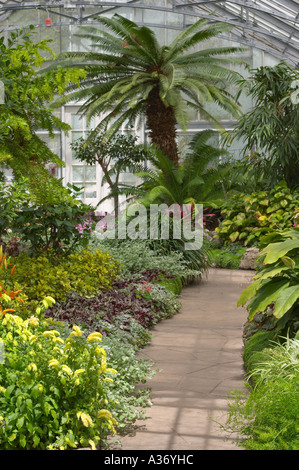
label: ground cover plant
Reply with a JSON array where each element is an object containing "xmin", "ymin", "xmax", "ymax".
[
  {"xmin": 208, "ymin": 242, "xmax": 246, "ymax": 269},
  {"xmin": 46, "ymin": 275, "xmax": 181, "ymax": 348}
]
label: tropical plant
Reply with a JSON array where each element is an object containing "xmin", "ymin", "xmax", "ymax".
[
  {"xmin": 13, "ymin": 199, "xmax": 99, "ymax": 255},
  {"xmin": 238, "ymin": 228, "xmax": 299, "ymax": 333},
  {"xmin": 0, "ymin": 178, "xmax": 31, "ymax": 242},
  {"xmin": 50, "ymin": 14, "xmax": 244, "ymax": 166},
  {"xmin": 228, "ymin": 62, "xmax": 299, "ymax": 188},
  {"xmin": 106, "ymin": 130, "xmax": 229, "ymax": 213}
]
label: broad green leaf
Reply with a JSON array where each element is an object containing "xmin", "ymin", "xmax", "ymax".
[
  {"xmin": 33, "ymin": 435, "xmax": 40, "ymax": 447},
  {"xmin": 253, "ymin": 265, "xmax": 290, "ymax": 281},
  {"xmin": 262, "ymin": 239, "xmax": 299, "ymax": 264},
  {"xmin": 19, "ymin": 434, "xmax": 26, "ymax": 447},
  {"xmin": 281, "ymin": 256, "xmax": 296, "ymax": 268},
  {"xmin": 229, "ymin": 231, "xmax": 239, "ymax": 242},
  {"xmin": 237, "ymin": 277, "xmax": 262, "ymax": 307},
  {"xmin": 16, "ymin": 417, "xmax": 24, "ymax": 429},
  {"xmin": 273, "ymin": 285, "xmax": 299, "ymax": 319},
  {"xmin": 248, "ymin": 278, "xmax": 290, "ymax": 320}
]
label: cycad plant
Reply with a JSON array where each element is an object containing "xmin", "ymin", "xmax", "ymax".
[
  {"xmin": 133, "ymin": 129, "xmax": 230, "ymax": 209},
  {"xmin": 51, "ymin": 14, "xmax": 244, "ymax": 166}
]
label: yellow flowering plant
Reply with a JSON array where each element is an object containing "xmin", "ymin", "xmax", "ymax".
[{"xmin": 0, "ymin": 310, "xmax": 118, "ymax": 449}]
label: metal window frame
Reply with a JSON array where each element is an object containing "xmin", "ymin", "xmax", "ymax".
[{"xmin": 0, "ymin": 0, "xmax": 298, "ymax": 64}]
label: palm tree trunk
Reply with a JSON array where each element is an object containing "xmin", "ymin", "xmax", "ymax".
[{"xmin": 146, "ymin": 87, "xmax": 179, "ymax": 168}]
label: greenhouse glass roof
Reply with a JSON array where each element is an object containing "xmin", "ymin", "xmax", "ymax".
[{"xmin": 0, "ymin": 0, "xmax": 298, "ymax": 65}]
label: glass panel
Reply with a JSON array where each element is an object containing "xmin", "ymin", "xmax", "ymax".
[
  {"xmin": 121, "ymin": 172, "xmax": 135, "ymax": 183},
  {"xmin": 85, "ymin": 165, "xmax": 96, "ymax": 181},
  {"xmin": 143, "ymin": 9, "xmax": 165, "ymax": 25},
  {"xmin": 72, "ymin": 131, "xmax": 83, "ymax": 143},
  {"xmin": 85, "ymin": 116, "xmax": 95, "ymax": 130},
  {"xmin": 84, "ymin": 183, "xmax": 97, "ymax": 199},
  {"xmin": 72, "ymin": 115, "xmax": 83, "ymax": 130},
  {"xmin": 72, "ymin": 166, "xmax": 84, "ymax": 182}
]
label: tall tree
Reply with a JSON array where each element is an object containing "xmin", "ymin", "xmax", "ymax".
[{"xmin": 51, "ymin": 14, "xmax": 244, "ymax": 167}]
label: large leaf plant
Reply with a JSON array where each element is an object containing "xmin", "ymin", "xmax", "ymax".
[{"xmin": 238, "ymin": 228, "xmax": 299, "ymax": 331}]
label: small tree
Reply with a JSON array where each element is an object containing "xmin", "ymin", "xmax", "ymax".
[{"xmin": 71, "ymin": 132, "xmax": 149, "ymax": 217}]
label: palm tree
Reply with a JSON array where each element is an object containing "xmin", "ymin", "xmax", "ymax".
[{"xmin": 51, "ymin": 14, "xmax": 244, "ymax": 167}]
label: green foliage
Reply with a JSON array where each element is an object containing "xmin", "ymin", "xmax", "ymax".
[
  {"xmin": 0, "ymin": 314, "xmax": 119, "ymax": 450},
  {"xmin": 90, "ymin": 238, "xmax": 201, "ymax": 280},
  {"xmin": 238, "ymin": 228, "xmax": 299, "ymax": 330},
  {"xmin": 215, "ymin": 182, "xmax": 299, "ymax": 246},
  {"xmin": 0, "ymin": 178, "xmax": 100, "ymax": 255},
  {"xmin": 242, "ymin": 330, "xmax": 277, "ymax": 373},
  {"xmin": 118, "ymin": 131, "xmax": 230, "ymax": 208},
  {"xmin": 208, "ymin": 243, "xmax": 246, "ymax": 269},
  {"xmin": 0, "ymin": 28, "xmax": 85, "ymax": 185},
  {"xmin": 12, "ymin": 249, "xmax": 119, "ymax": 307},
  {"xmin": 229, "ymin": 62, "xmax": 299, "ymax": 188},
  {"xmin": 71, "ymin": 132, "xmax": 149, "ymax": 217},
  {"xmin": 13, "ymin": 201, "xmax": 97, "ymax": 255},
  {"xmin": 0, "ymin": 178, "xmax": 31, "ymax": 240},
  {"xmin": 224, "ymin": 336, "xmax": 299, "ymax": 450}
]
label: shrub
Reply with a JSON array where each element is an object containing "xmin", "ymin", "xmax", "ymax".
[
  {"xmin": 215, "ymin": 183, "xmax": 299, "ymax": 246},
  {"xmin": 0, "ymin": 313, "xmax": 119, "ymax": 450},
  {"xmin": 12, "ymin": 249, "xmax": 120, "ymax": 307},
  {"xmin": 13, "ymin": 202, "xmax": 100, "ymax": 255},
  {"xmin": 91, "ymin": 238, "xmax": 201, "ymax": 280}
]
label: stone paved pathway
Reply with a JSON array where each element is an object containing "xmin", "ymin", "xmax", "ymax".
[{"xmin": 118, "ymin": 268, "xmax": 254, "ymax": 451}]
